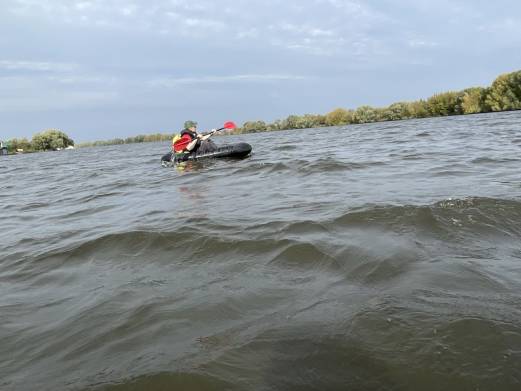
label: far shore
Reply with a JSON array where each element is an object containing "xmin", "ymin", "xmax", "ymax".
[{"xmin": 4, "ymin": 69, "xmax": 520, "ymax": 152}]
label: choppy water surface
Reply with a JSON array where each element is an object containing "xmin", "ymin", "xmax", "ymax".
[{"xmin": 2, "ymin": 111, "xmax": 521, "ymax": 390}]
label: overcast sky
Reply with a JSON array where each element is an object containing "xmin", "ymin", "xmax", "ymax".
[{"xmin": 1, "ymin": 0, "xmax": 520, "ymax": 142}]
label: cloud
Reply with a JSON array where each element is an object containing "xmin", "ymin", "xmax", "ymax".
[
  {"xmin": 407, "ymin": 39, "xmax": 439, "ymax": 48},
  {"xmin": 0, "ymin": 74, "xmax": 119, "ymax": 112},
  {"xmin": 2, "ymin": 0, "xmax": 387, "ymax": 56},
  {"xmin": 148, "ymin": 73, "xmax": 307, "ymax": 88},
  {"xmin": 0, "ymin": 60, "xmax": 77, "ymax": 72},
  {"xmin": 46, "ymin": 75, "xmax": 116, "ymax": 85}
]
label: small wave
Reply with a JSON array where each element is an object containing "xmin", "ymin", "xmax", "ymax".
[
  {"xmin": 402, "ymin": 153, "xmax": 425, "ymax": 160},
  {"xmin": 298, "ymin": 158, "xmax": 384, "ymax": 173},
  {"xmin": 471, "ymin": 157, "xmax": 521, "ymax": 164},
  {"xmin": 330, "ymin": 197, "xmax": 521, "ymax": 239},
  {"xmin": 61, "ymin": 205, "xmax": 116, "ymax": 219},
  {"xmin": 343, "ymin": 245, "xmax": 422, "ymax": 285},
  {"xmin": 93, "ymin": 372, "xmax": 233, "ymax": 391},
  {"xmin": 76, "ymin": 191, "xmax": 124, "ymax": 203},
  {"xmin": 431, "ymin": 169, "xmax": 472, "ymax": 177},
  {"xmin": 272, "ymin": 144, "xmax": 298, "ymax": 151},
  {"xmin": 280, "ymin": 220, "xmax": 330, "ymax": 235},
  {"xmin": 376, "ymin": 123, "xmax": 404, "ymax": 131},
  {"xmin": 229, "ymin": 161, "xmax": 290, "ymax": 175},
  {"xmin": 19, "ymin": 202, "xmax": 51, "ymax": 211},
  {"xmin": 268, "ymin": 242, "xmax": 339, "ymax": 271},
  {"xmin": 228, "ymin": 158, "xmax": 384, "ymax": 176}
]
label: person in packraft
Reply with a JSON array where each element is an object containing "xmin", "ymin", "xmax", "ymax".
[{"xmin": 172, "ymin": 120, "xmax": 218, "ymax": 155}]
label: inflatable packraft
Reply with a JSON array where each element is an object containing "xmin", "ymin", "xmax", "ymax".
[{"xmin": 161, "ymin": 142, "xmax": 252, "ymax": 164}]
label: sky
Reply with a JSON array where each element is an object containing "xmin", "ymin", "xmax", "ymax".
[{"xmin": 1, "ymin": 0, "xmax": 520, "ymax": 142}]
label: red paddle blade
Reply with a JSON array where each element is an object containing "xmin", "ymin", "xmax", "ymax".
[{"xmin": 223, "ymin": 121, "xmax": 236, "ymax": 129}]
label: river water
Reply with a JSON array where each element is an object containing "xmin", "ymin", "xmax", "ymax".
[{"xmin": 1, "ymin": 111, "xmax": 521, "ymax": 390}]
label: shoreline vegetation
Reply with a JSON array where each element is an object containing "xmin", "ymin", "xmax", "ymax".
[
  {"xmin": 3, "ymin": 69, "xmax": 520, "ymax": 153},
  {"xmin": 2, "ymin": 129, "xmax": 74, "ymax": 154}
]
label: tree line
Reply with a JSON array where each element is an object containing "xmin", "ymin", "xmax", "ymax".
[
  {"xmin": 4, "ymin": 131, "xmax": 174, "ymax": 152},
  {"xmin": 5, "ymin": 129, "xmax": 74, "ymax": 153},
  {"xmin": 76, "ymin": 133, "xmax": 174, "ymax": 148},
  {"xmin": 234, "ymin": 69, "xmax": 521, "ymax": 133},
  {"xmin": 4, "ymin": 69, "xmax": 519, "ymax": 150}
]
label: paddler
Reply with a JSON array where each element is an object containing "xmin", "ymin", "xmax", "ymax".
[{"xmin": 173, "ymin": 120, "xmax": 218, "ymax": 155}]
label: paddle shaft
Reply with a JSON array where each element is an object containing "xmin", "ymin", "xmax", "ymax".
[{"xmin": 201, "ymin": 127, "xmax": 226, "ymax": 137}]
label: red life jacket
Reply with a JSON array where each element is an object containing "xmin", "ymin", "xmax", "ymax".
[{"xmin": 173, "ymin": 129, "xmax": 197, "ymax": 152}]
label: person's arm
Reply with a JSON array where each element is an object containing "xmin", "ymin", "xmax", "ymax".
[
  {"xmin": 186, "ymin": 138, "xmax": 199, "ymax": 151},
  {"xmin": 198, "ymin": 129, "xmax": 217, "ymax": 141},
  {"xmin": 185, "ymin": 129, "xmax": 217, "ymax": 151}
]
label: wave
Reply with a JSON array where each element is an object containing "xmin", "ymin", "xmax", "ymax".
[
  {"xmin": 19, "ymin": 202, "xmax": 51, "ymax": 211},
  {"xmin": 298, "ymin": 158, "xmax": 385, "ymax": 173},
  {"xmin": 268, "ymin": 242, "xmax": 339, "ymax": 270},
  {"xmin": 470, "ymin": 156, "xmax": 521, "ymax": 164},
  {"xmin": 230, "ymin": 158, "xmax": 385, "ymax": 176},
  {"xmin": 9, "ymin": 196, "xmax": 521, "ymax": 260},
  {"xmin": 91, "ymin": 372, "xmax": 233, "ymax": 391},
  {"xmin": 331, "ymin": 197, "xmax": 521, "ymax": 237},
  {"xmin": 4, "ymin": 196, "xmax": 517, "ymax": 290},
  {"xmin": 272, "ymin": 144, "xmax": 298, "ymax": 151}
]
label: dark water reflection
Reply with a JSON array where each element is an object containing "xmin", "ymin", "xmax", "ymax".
[{"xmin": 1, "ymin": 111, "xmax": 521, "ymax": 390}]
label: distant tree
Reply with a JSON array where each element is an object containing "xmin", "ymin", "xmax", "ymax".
[
  {"xmin": 406, "ymin": 100, "xmax": 429, "ymax": 118},
  {"xmin": 267, "ymin": 119, "xmax": 284, "ymax": 131},
  {"xmin": 325, "ymin": 108, "xmax": 353, "ymax": 126},
  {"xmin": 6, "ymin": 138, "xmax": 32, "ymax": 153},
  {"xmin": 426, "ymin": 91, "xmax": 463, "ymax": 117},
  {"xmin": 282, "ymin": 115, "xmax": 304, "ymax": 129},
  {"xmin": 461, "ymin": 87, "xmax": 486, "ymax": 114},
  {"xmin": 380, "ymin": 102, "xmax": 411, "ymax": 121},
  {"xmin": 484, "ymin": 70, "xmax": 521, "ymax": 112},
  {"xmin": 353, "ymin": 105, "xmax": 378, "ymax": 124},
  {"xmin": 31, "ymin": 129, "xmax": 74, "ymax": 151},
  {"xmin": 299, "ymin": 114, "xmax": 326, "ymax": 128},
  {"xmin": 241, "ymin": 120, "xmax": 267, "ymax": 133}
]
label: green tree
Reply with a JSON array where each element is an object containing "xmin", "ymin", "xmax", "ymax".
[
  {"xmin": 461, "ymin": 87, "xmax": 486, "ymax": 114},
  {"xmin": 380, "ymin": 102, "xmax": 411, "ymax": 121},
  {"xmin": 280, "ymin": 115, "xmax": 303, "ymax": 129},
  {"xmin": 7, "ymin": 138, "xmax": 32, "ymax": 153},
  {"xmin": 406, "ymin": 100, "xmax": 429, "ymax": 118},
  {"xmin": 241, "ymin": 120, "xmax": 267, "ymax": 133},
  {"xmin": 299, "ymin": 114, "xmax": 326, "ymax": 128},
  {"xmin": 31, "ymin": 129, "xmax": 74, "ymax": 151},
  {"xmin": 325, "ymin": 108, "xmax": 353, "ymax": 126},
  {"xmin": 267, "ymin": 119, "xmax": 284, "ymax": 131},
  {"xmin": 353, "ymin": 105, "xmax": 378, "ymax": 124},
  {"xmin": 426, "ymin": 91, "xmax": 463, "ymax": 117},
  {"xmin": 484, "ymin": 71, "xmax": 521, "ymax": 111}
]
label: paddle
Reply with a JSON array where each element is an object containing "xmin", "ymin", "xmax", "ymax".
[{"xmin": 201, "ymin": 121, "xmax": 237, "ymax": 136}]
